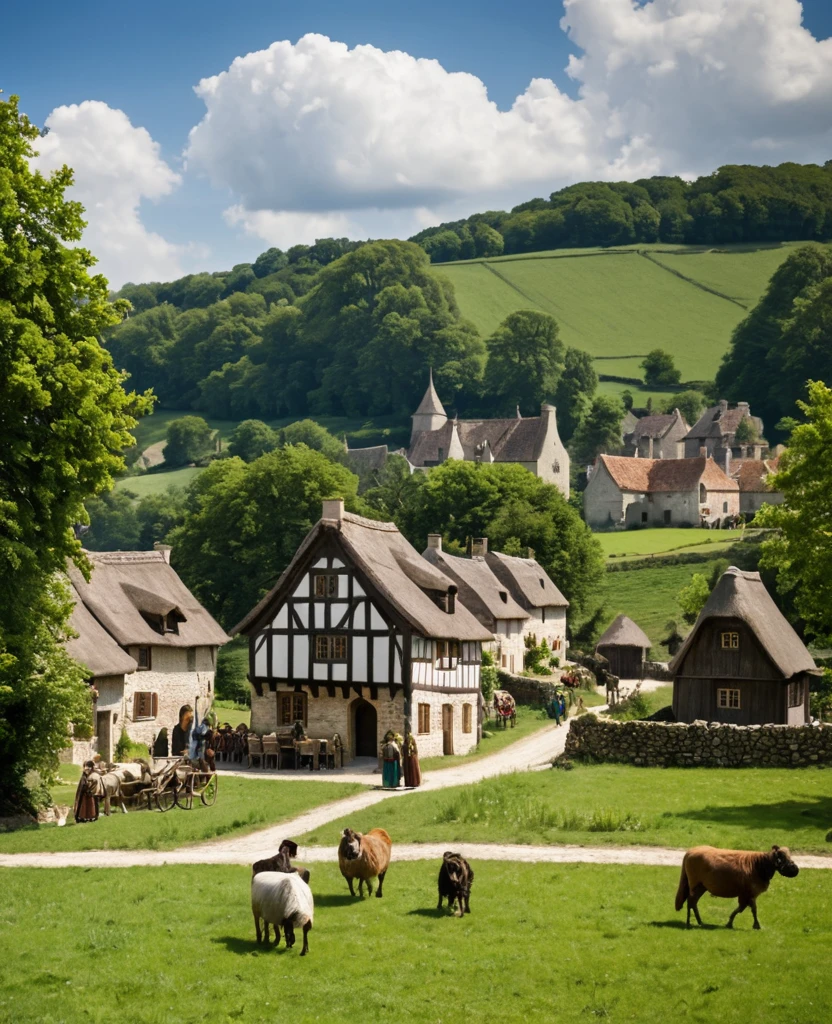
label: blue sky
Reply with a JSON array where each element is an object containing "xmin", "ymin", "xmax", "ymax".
[{"xmin": 5, "ymin": 0, "xmax": 832, "ymax": 285}]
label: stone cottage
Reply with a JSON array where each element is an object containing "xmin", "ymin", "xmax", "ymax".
[
  {"xmin": 670, "ymin": 566, "xmax": 819, "ymax": 725},
  {"xmin": 346, "ymin": 371, "xmax": 571, "ymax": 497},
  {"xmin": 234, "ymin": 500, "xmax": 493, "ymax": 761},
  {"xmin": 622, "ymin": 409, "xmax": 689, "ymax": 459},
  {"xmin": 583, "ymin": 454, "xmax": 739, "ymax": 530},
  {"xmin": 484, "ymin": 549, "xmax": 569, "ymax": 658},
  {"xmin": 682, "ymin": 400, "xmax": 767, "ymax": 463},
  {"xmin": 65, "ymin": 550, "xmax": 230, "ymax": 762},
  {"xmin": 733, "ymin": 458, "xmax": 783, "ymax": 516},
  {"xmin": 421, "ymin": 536, "xmax": 530, "ymax": 675}
]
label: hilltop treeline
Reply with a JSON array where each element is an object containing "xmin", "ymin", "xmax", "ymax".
[
  {"xmin": 107, "ymin": 240, "xmax": 598, "ymax": 429},
  {"xmin": 410, "ymin": 162, "xmax": 832, "ymax": 261}
]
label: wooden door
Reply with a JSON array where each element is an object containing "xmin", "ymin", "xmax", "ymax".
[
  {"xmin": 354, "ymin": 701, "xmax": 377, "ymax": 757},
  {"xmin": 96, "ymin": 711, "xmax": 112, "ymax": 762},
  {"xmin": 442, "ymin": 704, "xmax": 454, "ymax": 755}
]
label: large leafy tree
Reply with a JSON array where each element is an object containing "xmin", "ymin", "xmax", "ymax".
[
  {"xmin": 570, "ymin": 395, "xmax": 625, "ymax": 466},
  {"xmin": 394, "ymin": 460, "xmax": 604, "ymax": 617},
  {"xmin": 757, "ymin": 381, "xmax": 832, "ymax": 644},
  {"xmin": 169, "ymin": 445, "xmax": 362, "ymax": 627},
  {"xmin": 483, "ymin": 310, "xmax": 565, "ymax": 415},
  {"xmin": 0, "ymin": 95, "xmax": 151, "ymax": 807}
]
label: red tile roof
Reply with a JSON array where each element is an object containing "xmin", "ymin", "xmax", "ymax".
[{"xmin": 598, "ymin": 455, "xmax": 738, "ymax": 494}]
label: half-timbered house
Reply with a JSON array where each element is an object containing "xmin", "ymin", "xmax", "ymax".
[
  {"xmin": 669, "ymin": 566, "xmax": 819, "ymax": 725},
  {"xmin": 234, "ymin": 500, "xmax": 493, "ymax": 761}
]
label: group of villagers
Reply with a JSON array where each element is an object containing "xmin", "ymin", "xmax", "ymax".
[{"xmin": 381, "ymin": 729, "xmax": 422, "ymax": 789}]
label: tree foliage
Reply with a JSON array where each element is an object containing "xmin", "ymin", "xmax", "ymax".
[
  {"xmin": 164, "ymin": 415, "xmax": 214, "ymax": 466},
  {"xmin": 641, "ymin": 349, "xmax": 682, "ymax": 387},
  {"xmin": 483, "ymin": 310, "xmax": 565, "ymax": 414},
  {"xmin": 227, "ymin": 420, "xmax": 280, "ymax": 462},
  {"xmin": 663, "ymin": 390, "xmax": 705, "ymax": 425},
  {"xmin": 757, "ymin": 381, "xmax": 832, "ymax": 644},
  {"xmin": 0, "ymin": 95, "xmax": 150, "ymax": 806},
  {"xmin": 570, "ymin": 395, "xmax": 625, "ymax": 467}
]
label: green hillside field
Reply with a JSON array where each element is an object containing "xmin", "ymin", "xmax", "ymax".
[{"xmin": 436, "ymin": 242, "xmax": 803, "ymax": 382}]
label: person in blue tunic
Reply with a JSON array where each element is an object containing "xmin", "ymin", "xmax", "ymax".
[{"xmin": 381, "ymin": 730, "xmax": 402, "ymax": 788}]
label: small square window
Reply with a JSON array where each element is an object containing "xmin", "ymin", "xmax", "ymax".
[
  {"xmin": 280, "ymin": 693, "xmax": 307, "ymax": 726},
  {"xmin": 720, "ymin": 632, "xmax": 739, "ymax": 649},
  {"xmin": 313, "ymin": 574, "xmax": 339, "ymax": 598},
  {"xmin": 314, "ymin": 634, "xmax": 348, "ymax": 661},
  {"xmin": 717, "ymin": 688, "xmax": 741, "ymax": 709},
  {"xmin": 133, "ymin": 691, "xmax": 157, "ymax": 720},
  {"xmin": 137, "ymin": 646, "xmax": 151, "ymax": 670},
  {"xmin": 418, "ymin": 703, "xmax": 431, "ymax": 734}
]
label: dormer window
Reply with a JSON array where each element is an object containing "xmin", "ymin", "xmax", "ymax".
[
  {"xmin": 436, "ymin": 640, "xmax": 459, "ymax": 669},
  {"xmin": 499, "ymin": 592, "xmax": 508, "ymax": 603}
]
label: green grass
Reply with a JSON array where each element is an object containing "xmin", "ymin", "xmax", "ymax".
[
  {"xmin": 212, "ymin": 702, "xmax": 251, "ymax": 728},
  {"xmin": 595, "ymin": 528, "xmax": 747, "ymax": 561},
  {"xmin": 113, "ymin": 466, "xmax": 204, "ymax": 497},
  {"xmin": 437, "ymin": 243, "xmax": 799, "ymax": 381},
  {"xmin": 600, "ymin": 562, "xmax": 709, "ymax": 656},
  {"xmin": 0, "ymin": 778, "xmax": 364, "ymax": 854},
  {"xmin": 608, "ymin": 684, "xmax": 675, "ymax": 721},
  {"xmin": 419, "ymin": 704, "xmax": 553, "ymax": 771},
  {"xmin": 304, "ymin": 762, "xmax": 832, "ymax": 854},
  {"xmin": 2, "ymin": 861, "xmax": 829, "ymax": 1024}
]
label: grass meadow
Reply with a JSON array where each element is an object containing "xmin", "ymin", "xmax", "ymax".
[
  {"xmin": 303, "ymin": 762, "xmax": 832, "ymax": 854},
  {"xmin": 437, "ymin": 243, "xmax": 799, "ymax": 381},
  {"xmin": 594, "ymin": 528, "xmax": 747, "ymax": 562},
  {"xmin": 1, "ymin": 860, "xmax": 829, "ymax": 1024},
  {"xmin": 0, "ymin": 778, "xmax": 364, "ymax": 855},
  {"xmin": 113, "ymin": 465, "xmax": 204, "ymax": 497}
]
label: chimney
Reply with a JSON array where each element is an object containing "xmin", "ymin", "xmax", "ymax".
[
  {"xmin": 724, "ymin": 448, "xmax": 731, "ymax": 476},
  {"xmin": 718, "ymin": 400, "xmax": 728, "ymax": 416},
  {"xmin": 427, "ymin": 534, "xmax": 443, "ymax": 552},
  {"xmin": 648, "ymin": 436, "xmax": 654, "ymax": 459},
  {"xmin": 737, "ymin": 401, "xmax": 750, "ymax": 416},
  {"xmin": 154, "ymin": 543, "xmax": 172, "ymax": 564},
  {"xmin": 471, "ymin": 537, "xmax": 488, "ymax": 557},
  {"xmin": 699, "ymin": 445, "xmax": 707, "ymax": 458},
  {"xmin": 322, "ymin": 498, "xmax": 344, "ymax": 522}
]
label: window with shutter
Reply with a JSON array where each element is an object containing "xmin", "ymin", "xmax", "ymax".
[
  {"xmin": 133, "ymin": 691, "xmax": 157, "ymax": 720},
  {"xmin": 418, "ymin": 703, "xmax": 431, "ymax": 734}
]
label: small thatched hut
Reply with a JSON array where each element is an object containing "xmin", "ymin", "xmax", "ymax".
[
  {"xmin": 669, "ymin": 566, "xmax": 819, "ymax": 725},
  {"xmin": 596, "ymin": 614, "xmax": 652, "ymax": 679}
]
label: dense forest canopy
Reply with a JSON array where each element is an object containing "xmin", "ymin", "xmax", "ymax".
[{"xmin": 411, "ymin": 162, "xmax": 832, "ymax": 261}]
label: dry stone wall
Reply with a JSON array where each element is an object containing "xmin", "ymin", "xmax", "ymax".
[{"xmin": 566, "ymin": 713, "xmax": 832, "ymax": 768}]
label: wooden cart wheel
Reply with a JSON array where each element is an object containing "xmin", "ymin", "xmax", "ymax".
[
  {"xmin": 175, "ymin": 776, "xmax": 194, "ymax": 810},
  {"xmin": 200, "ymin": 773, "xmax": 218, "ymax": 806},
  {"xmin": 155, "ymin": 787, "xmax": 176, "ymax": 812}
]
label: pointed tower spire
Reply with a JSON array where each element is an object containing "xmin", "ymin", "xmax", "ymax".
[
  {"xmin": 411, "ymin": 368, "xmax": 448, "ymax": 442},
  {"xmin": 516, "ymin": 404, "xmax": 522, "ymax": 419}
]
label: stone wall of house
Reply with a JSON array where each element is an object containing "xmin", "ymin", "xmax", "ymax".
[
  {"xmin": 583, "ymin": 464, "xmax": 628, "ymax": 529},
  {"xmin": 565, "ymin": 713, "xmax": 832, "ymax": 767},
  {"xmin": 412, "ymin": 688, "xmax": 479, "ymax": 759}
]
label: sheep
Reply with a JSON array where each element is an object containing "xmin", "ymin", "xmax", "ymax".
[
  {"xmin": 251, "ymin": 871, "xmax": 314, "ymax": 955},
  {"xmin": 252, "ymin": 839, "xmax": 311, "ymax": 885},
  {"xmin": 437, "ymin": 852, "xmax": 474, "ymax": 916},
  {"xmin": 338, "ymin": 827, "xmax": 392, "ymax": 898},
  {"xmin": 676, "ymin": 844, "xmax": 799, "ymax": 930}
]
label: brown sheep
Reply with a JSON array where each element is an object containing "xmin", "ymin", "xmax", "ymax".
[
  {"xmin": 676, "ymin": 844, "xmax": 799, "ymax": 929},
  {"xmin": 338, "ymin": 827, "xmax": 392, "ymax": 898},
  {"xmin": 437, "ymin": 852, "xmax": 474, "ymax": 916}
]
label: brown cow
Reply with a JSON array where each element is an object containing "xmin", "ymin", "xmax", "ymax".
[{"xmin": 675, "ymin": 845, "xmax": 799, "ymax": 930}]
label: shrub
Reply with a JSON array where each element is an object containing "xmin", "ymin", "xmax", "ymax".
[
  {"xmin": 480, "ymin": 650, "xmax": 498, "ymax": 702},
  {"xmin": 608, "ymin": 684, "xmax": 651, "ymax": 721},
  {"xmin": 114, "ymin": 729, "xmax": 150, "ymax": 762},
  {"xmin": 811, "ymin": 669, "xmax": 832, "ymax": 721}
]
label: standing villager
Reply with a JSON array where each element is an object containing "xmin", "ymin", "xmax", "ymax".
[
  {"xmin": 549, "ymin": 694, "xmax": 562, "ymax": 725},
  {"xmin": 381, "ymin": 730, "xmax": 402, "ymax": 788},
  {"xmin": 402, "ymin": 731, "xmax": 422, "ymax": 788},
  {"xmin": 152, "ymin": 728, "xmax": 169, "ymax": 758},
  {"xmin": 558, "ymin": 691, "xmax": 567, "ymax": 721},
  {"xmin": 171, "ymin": 705, "xmax": 194, "ymax": 757},
  {"xmin": 73, "ymin": 763, "xmax": 99, "ymax": 823}
]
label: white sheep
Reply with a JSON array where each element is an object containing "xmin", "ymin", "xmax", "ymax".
[{"xmin": 251, "ymin": 871, "xmax": 314, "ymax": 955}]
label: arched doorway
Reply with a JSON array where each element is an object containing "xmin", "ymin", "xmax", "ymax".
[{"xmin": 354, "ymin": 700, "xmax": 377, "ymax": 757}]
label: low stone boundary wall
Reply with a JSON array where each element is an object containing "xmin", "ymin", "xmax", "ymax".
[
  {"xmin": 496, "ymin": 672, "xmax": 559, "ymax": 707},
  {"xmin": 565, "ymin": 713, "xmax": 832, "ymax": 767}
]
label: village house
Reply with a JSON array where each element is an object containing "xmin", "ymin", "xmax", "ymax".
[
  {"xmin": 622, "ymin": 408, "xmax": 689, "ymax": 459},
  {"xmin": 595, "ymin": 614, "xmax": 652, "ymax": 679},
  {"xmin": 484, "ymin": 549, "xmax": 568, "ymax": 659},
  {"xmin": 346, "ymin": 371, "xmax": 571, "ymax": 497},
  {"xmin": 234, "ymin": 500, "xmax": 493, "ymax": 761},
  {"xmin": 421, "ymin": 536, "xmax": 530, "ymax": 675},
  {"xmin": 682, "ymin": 400, "xmax": 767, "ymax": 463},
  {"xmin": 583, "ymin": 454, "xmax": 739, "ymax": 530},
  {"xmin": 65, "ymin": 549, "xmax": 230, "ymax": 763},
  {"xmin": 669, "ymin": 566, "xmax": 819, "ymax": 725},
  {"xmin": 733, "ymin": 457, "xmax": 783, "ymax": 516}
]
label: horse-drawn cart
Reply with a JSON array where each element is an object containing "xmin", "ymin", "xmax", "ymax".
[
  {"xmin": 492, "ymin": 690, "xmax": 517, "ymax": 729},
  {"xmin": 126, "ymin": 757, "xmax": 219, "ymax": 812}
]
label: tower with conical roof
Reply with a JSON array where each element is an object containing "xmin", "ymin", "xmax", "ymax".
[{"xmin": 411, "ymin": 369, "xmax": 448, "ymax": 441}]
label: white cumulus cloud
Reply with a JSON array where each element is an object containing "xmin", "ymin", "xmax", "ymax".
[
  {"xmin": 32, "ymin": 101, "xmax": 185, "ymax": 288},
  {"xmin": 185, "ymin": 2, "xmax": 832, "ymax": 243}
]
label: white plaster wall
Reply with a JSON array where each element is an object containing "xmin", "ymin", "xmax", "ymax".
[
  {"xmin": 583, "ymin": 465, "xmax": 627, "ymax": 529},
  {"xmin": 524, "ymin": 608, "xmax": 567, "ymax": 655},
  {"xmin": 535, "ymin": 408, "xmax": 570, "ymax": 497}
]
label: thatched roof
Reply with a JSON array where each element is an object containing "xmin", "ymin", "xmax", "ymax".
[
  {"xmin": 485, "ymin": 550, "xmax": 568, "ymax": 610},
  {"xmin": 66, "ymin": 586, "xmax": 138, "ymax": 678},
  {"xmin": 345, "ymin": 444, "xmax": 389, "ymax": 474},
  {"xmin": 421, "ymin": 547, "xmax": 529, "ymax": 629},
  {"xmin": 68, "ymin": 551, "xmax": 230, "ymax": 648},
  {"xmin": 669, "ymin": 566, "xmax": 818, "ymax": 679},
  {"xmin": 596, "ymin": 614, "xmax": 651, "ymax": 650},
  {"xmin": 597, "ymin": 455, "xmax": 738, "ymax": 494},
  {"xmin": 234, "ymin": 510, "xmax": 493, "ymax": 642}
]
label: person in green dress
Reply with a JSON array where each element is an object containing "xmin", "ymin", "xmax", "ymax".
[{"xmin": 381, "ymin": 730, "xmax": 402, "ymax": 788}]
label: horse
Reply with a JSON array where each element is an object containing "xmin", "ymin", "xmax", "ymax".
[{"xmin": 492, "ymin": 690, "xmax": 516, "ymax": 729}]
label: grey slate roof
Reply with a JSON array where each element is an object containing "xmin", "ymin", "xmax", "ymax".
[
  {"xmin": 66, "ymin": 586, "xmax": 138, "ymax": 678},
  {"xmin": 668, "ymin": 566, "xmax": 818, "ymax": 679},
  {"xmin": 421, "ymin": 547, "xmax": 529, "ymax": 629},
  {"xmin": 409, "ymin": 416, "xmax": 549, "ymax": 467},
  {"xmin": 234, "ymin": 512, "xmax": 493, "ymax": 642},
  {"xmin": 413, "ymin": 370, "xmax": 446, "ymax": 416},
  {"xmin": 68, "ymin": 551, "xmax": 231, "ymax": 649},
  {"xmin": 596, "ymin": 614, "xmax": 652, "ymax": 650},
  {"xmin": 685, "ymin": 405, "xmax": 765, "ymax": 442},
  {"xmin": 346, "ymin": 444, "xmax": 389, "ymax": 474},
  {"xmin": 485, "ymin": 550, "xmax": 568, "ymax": 610},
  {"xmin": 626, "ymin": 412, "xmax": 680, "ymax": 440}
]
